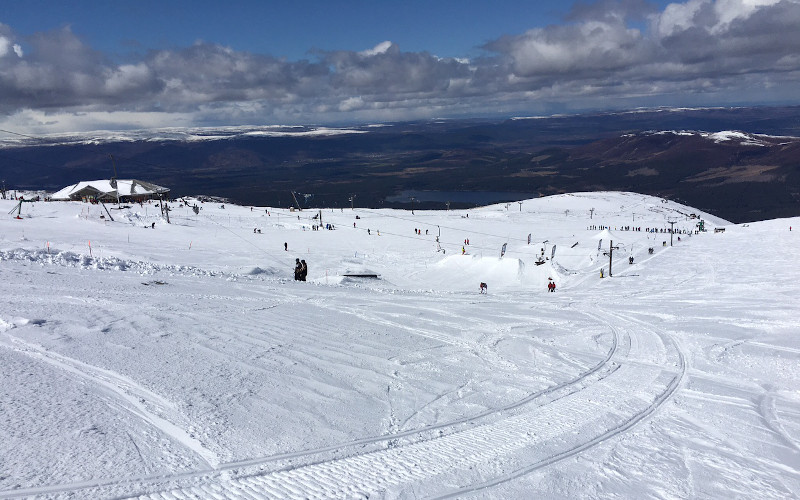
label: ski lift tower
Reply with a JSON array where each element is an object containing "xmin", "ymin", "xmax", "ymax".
[
  {"xmin": 290, "ymin": 191, "xmax": 303, "ymax": 211},
  {"xmin": 109, "ymin": 154, "xmax": 120, "ymax": 207},
  {"xmin": 668, "ymin": 219, "xmax": 677, "ymax": 246},
  {"xmin": 9, "ymin": 199, "xmax": 34, "ymax": 219},
  {"xmin": 603, "ymin": 240, "xmax": 620, "ymax": 277}
]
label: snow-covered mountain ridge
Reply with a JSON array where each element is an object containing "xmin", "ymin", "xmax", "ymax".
[
  {"xmin": 1, "ymin": 191, "xmax": 798, "ymax": 499},
  {"xmin": 628, "ymin": 129, "xmax": 800, "ymax": 147},
  {"xmin": 0, "ymin": 125, "xmax": 371, "ymax": 149}
]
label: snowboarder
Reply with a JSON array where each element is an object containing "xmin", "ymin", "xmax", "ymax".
[
  {"xmin": 300, "ymin": 260, "xmax": 308, "ymax": 281},
  {"xmin": 479, "ymin": 282, "xmax": 487, "ymax": 294},
  {"xmin": 294, "ymin": 259, "xmax": 302, "ymax": 280}
]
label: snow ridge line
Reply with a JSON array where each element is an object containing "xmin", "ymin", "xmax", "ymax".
[
  {"xmin": 0, "ymin": 247, "xmax": 256, "ymax": 279},
  {"xmin": 0, "ymin": 311, "xmax": 621, "ymax": 499}
]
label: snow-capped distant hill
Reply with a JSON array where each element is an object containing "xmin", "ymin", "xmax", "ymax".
[
  {"xmin": 631, "ymin": 129, "xmax": 800, "ymax": 147},
  {"xmin": 0, "ymin": 124, "xmax": 371, "ymax": 149},
  {"xmin": 2, "ymin": 191, "xmax": 798, "ymax": 499}
]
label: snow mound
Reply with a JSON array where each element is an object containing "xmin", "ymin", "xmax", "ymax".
[
  {"xmin": 432, "ymin": 254, "xmax": 543, "ymax": 291},
  {"xmin": 243, "ymin": 266, "xmax": 280, "ymax": 276}
]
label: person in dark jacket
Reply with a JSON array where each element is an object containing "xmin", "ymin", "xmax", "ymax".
[
  {"xmin": 294, "ymin": 258, "xmax": 302, "ymax": 280},
  {"xmin": 300, "ymin": 260, "xmax": 308, "ymax": 281}
]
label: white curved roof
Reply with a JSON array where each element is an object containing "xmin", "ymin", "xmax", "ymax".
[{"xmin": 51, "ymin": 179, "xmax": 169, "ymax": 200}]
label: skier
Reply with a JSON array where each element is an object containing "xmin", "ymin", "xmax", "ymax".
[
  {"xmin": 300, "ymin": 260, "xmax": 308, "ymax": 281},
  {"xmin": 479, "ymin": 282, "xmax": 487, "ymax": 294},
  {"xmin": 284, "ymin": 242, "xmax": 288, "ymax": 251},
  {"xmin": 294, "ymin": 259, "xmax": 302, "ymax": 281},
  {"xmin": 548, "ymin": 280, "xmax": 556, "ymax": 292}
]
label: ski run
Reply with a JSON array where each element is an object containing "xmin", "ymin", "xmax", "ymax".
[{"xmin": 1, "ymin": 191, "xmax": 799, "ymax": 499}]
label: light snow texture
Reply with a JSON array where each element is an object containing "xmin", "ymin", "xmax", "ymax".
[{"xmin": 0, "ymin": 192, "xmax": 798, "ymax": 499}]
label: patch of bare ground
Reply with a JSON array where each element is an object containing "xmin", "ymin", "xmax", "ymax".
[{"xmin": 685, "ymin": 164, "xmax": 782, "ymax": 184}]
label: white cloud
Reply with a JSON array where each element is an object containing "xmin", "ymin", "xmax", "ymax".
[
  {"xmin": 103, "ymin": 63, "xmax": 154, "ymax": 94},
  {"xmin": 359, "ymin": 41, "xmax": 393, "ymax": 57},
  {"xmin": 713, "ymin": 0, "xmax": 783, "ymax": 31},
  {"xmin": 501, "ymin": 20, "xmax": 647, "ymax": 76},
  {"xmin": 0, "ymin": 36, "xmax": 10, "ymax": 57},
  {"xmin": 338, "ymin": 96, "xmax": 364, "ymax": 111},
  {"xmin": 655, "ymin": 0, "xmax": 786, "ymax": 38}
]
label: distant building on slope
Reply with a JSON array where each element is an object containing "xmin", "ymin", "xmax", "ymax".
[{"xmin": 50, "ymin": 179, "xmax": 170, "ymax": 202}]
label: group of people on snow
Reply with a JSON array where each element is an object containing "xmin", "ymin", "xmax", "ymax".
[{"xmin": 294, "ymin": 259, "xmax": 308, "ymax": 281}]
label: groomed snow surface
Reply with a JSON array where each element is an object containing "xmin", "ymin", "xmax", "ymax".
[{"xmin": 1, "ymin": 192, "xmax": 798, "ymax": 499}]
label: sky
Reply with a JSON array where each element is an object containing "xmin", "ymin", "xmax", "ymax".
[{"xmin": 1, "ymin": 0, "xmax": 799, "ymax": 134}]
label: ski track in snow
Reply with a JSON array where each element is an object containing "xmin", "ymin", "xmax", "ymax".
[
  {"xmin": 135, "ymin": 310, "xmax": 682, "ymax": 499},
  {"xmin": 0, "ymin": 305, "xmax": 688, "ymax": 499}
]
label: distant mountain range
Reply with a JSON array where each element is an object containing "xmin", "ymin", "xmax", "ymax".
[{"xmin": 3, "ymin": 106, "xmax": 799, "ymax": 223}]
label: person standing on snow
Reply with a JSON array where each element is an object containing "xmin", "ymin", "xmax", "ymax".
[
  {"xmin": 294, "ymin": 258, "xmax": 302, "ymax": 281},
  {"xmin": 300, "ymin": 260, "xmax": 308, "ymax": 281}
]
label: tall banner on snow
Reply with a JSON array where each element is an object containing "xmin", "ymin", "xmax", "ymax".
[
  {"xmin": 597, "ymin": 239, "xmax": 603, "ymax": 251},
  {"xmin": 527, "ymin": 233, "xmax": 531, "ymax": 245},
  {"xmin": 551, "ymin": 245, "xmax": 557, "ymax": 260},
  {"xmin": 500, "ymin": 243, "xmax": 507, "ymax": 258}
]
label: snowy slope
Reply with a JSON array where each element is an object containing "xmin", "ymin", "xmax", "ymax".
[{"xmin": 1, "ymin": 192, "xmax": 798, "ymax": 499}]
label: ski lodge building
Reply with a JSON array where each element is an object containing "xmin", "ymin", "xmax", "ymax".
[{"xmin": 51, "ymin": 179, "xmax": 170, "ymax": 203}]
